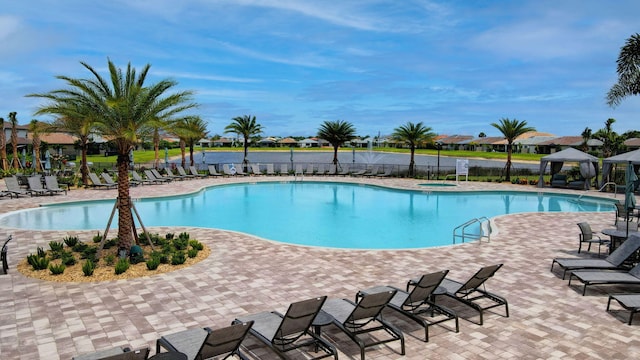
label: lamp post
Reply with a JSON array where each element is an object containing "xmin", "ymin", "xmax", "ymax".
[{"xmin": 436, "ymin": 141, "xmax": 442, "ymax": 180}]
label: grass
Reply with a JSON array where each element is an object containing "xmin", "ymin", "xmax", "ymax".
[{"xmin": 86, "ymin": 146, "xmax": 544, "ymax": 164}]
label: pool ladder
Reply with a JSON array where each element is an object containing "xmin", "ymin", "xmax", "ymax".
[{"xmin": 453, "ymin": 217, "xmax": 491, "ymax": 244}]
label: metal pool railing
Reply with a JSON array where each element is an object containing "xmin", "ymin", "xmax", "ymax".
[{"xmin": 453, "ymin": 217, "xmax": 491, "ymax": 244}]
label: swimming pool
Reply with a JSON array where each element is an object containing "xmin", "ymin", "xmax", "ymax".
[{"xmin": 0, "ymin": 182, "xmax": 615, "ymax": 249}]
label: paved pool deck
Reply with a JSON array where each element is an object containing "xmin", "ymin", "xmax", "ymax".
[{"xmin": 1, "ymin": 175, "xmax": 639, "ymax": 359}]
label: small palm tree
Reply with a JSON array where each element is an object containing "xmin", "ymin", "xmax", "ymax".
[
  {"xmin": 391, "ymin": 122, "xmax": 435, "ymax": 177},
  {"xmin": 224, "ymin": 115, "xmax": 263, "ymax": 169},
  {"xmin": 28, "ymin": 120, "xmax": 50, "ymax": 172},
  {"xmin": 9, "ymin": 112, "xmax": 19, "ymax": 169},
  {"xmin": 173, "ymin": 116, "xmax": 209, "ymax": 167},
  {"xmin": 581, "ymin": 127, "xmax": 592, "ymax": 152},
  {"xmin": 607, "ymin": 33, "xmax": 640, "ymax": 107},
  {"xmin": 491, "ymin": 118, "xmax": 535, "ymax": 181},
  {"xmin": 317, "ymin": 120, "xmax": 356, "ymax": 165}
]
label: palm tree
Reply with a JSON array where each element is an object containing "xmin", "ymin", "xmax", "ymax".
[
  {"xmin": 173, "ymin": 116, "xmax": 208, "ymax": 167},
  {"xmin": 224, "ymin": 115, "xmax": 263, "ymax": 169},
  {"xmin": 593, "ymin": 118, "xmax": 621, "ymax": 158},
  {"xmin": 30, "ymin": 59, "xmax": 196, "ymax": 251},
  {"xmin": 491, "ymin": 118, "xmax": 535, "ymax": 181},
  {"xmin": 607, "ymin": 33, "xmax": 640, "ymax": 107},
  {"xmin": 580, "ymin": 127, "xmax": 592, "ymax": 152},
  {"xmin": 0, "ymin": 117, "xmax": 7, "ymax": 171},
  {"xmin": 317, "ymin": 120, "xmax": 356, "ymax": 165},
  {"xmin": 9, "ymin": 112, "xmax": 19, "ymax": 169},
  {"xmin": 29, "ymin": 99, "xmax": 97, "ymax": 185},
  {"xmin": 391, "ymin": 122, "xmax": 435, "ymax": 176},
  {"xmin": 28, "ymin": 119, "xmax": 50, "ymax": 172}
]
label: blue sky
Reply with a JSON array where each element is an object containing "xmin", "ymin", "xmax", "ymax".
[{"xmin": 1, "ymin": 1, "xmax": 639, "ymax": 138}]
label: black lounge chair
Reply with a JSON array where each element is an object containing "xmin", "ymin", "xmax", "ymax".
[
  {"xmin": 409, "ymin": 264, "xmax": 508, "ymax": 325},
  {"xmin": 189, "ymin": 166, "xmax": 207, "ymax": 179},
  {"xmin": 207, "ymin": 165, "xmax": 223, "ymax": 177},
  {"xmin": 27, "ymin": 176, "xmax": 51, "ymax": 196},
  {"xmin": 552, "ymin": 234, "xmax": 640, "ymax": 279},
  {"xmin": 176, "ymin": 166, "xmax": 197, "ymax": 179},
  {"xmin": 153, "ymin": 168, "xmax": 180, "ymax": 181},
  {"xmin": 144, "ymin": 170, "xmax": 171, "ymax": 184},
  {"xmin": 233, "ymin": 296, "xmax": 336, "ymax": 359},
  {"xmin": 4, "ymin": 176, "xmax": 32, "ymax": 197},
  {"xmin": 88, "ymin": 173, "xmax": 117, "ymax": 189},
  {"xmin": 357, "ymin": 270, "xmax": 458, "ymax": 342},
  {"xmin": 321, "ymin": 290, "xmax": 405, "ymax": 360},
  {"xmin": 131, "ymin": 170, "xmax": 156, "ymax": 185},
  {"xmin": 569, "ymin": 262, "xmax": 640, "ymax": 296},
  {"xmin": 44, "ymin": 175, "xmax": 67, "ymax": 195},
  {"xmin": 156, "ymin": 321, "xmax": 253, "ymax": 360},
  {"xmin": 72, "ymin": 346, "xmax": 149, "ymax": 360},
  {"xmin": 607, "ymin": 293, "xmax": 640, "ymax": 325}
]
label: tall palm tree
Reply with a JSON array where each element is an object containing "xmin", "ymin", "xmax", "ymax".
[
  {"xmin": 29, "ymin": 98, "xmax": 97, "ymax": 185},
  {"xmin": 173, "ymin": 116, "xmax": 208, "ymax": 167},
  {"xmin": 593, "ymin": 118, "xmax": 621, "ymax": 158},
  {"xmin": 224, "ymin": 115, "xmax": 263, "ymax": 169},
  {"xmin": 9, "ymin": 112, "xmax": 19, "ymax": 169},
  {"xmin": 0, "ymin": 117, "xmax": 7, "ymax": 171},
  {"xmin": 607, "ymin": 33, "xmax": 640, "ymax": 107},
  {"xmin": 317, "ymin": 120, "xmax": 356, "ymax": 165},
  {"xmin": 491, "ymin": 118, "xmax": 535, "ymax": 181},
  {"xmin": 30, "ymin": 59, "xmax": 196, "ymax": 251},
  {"xmin": 391, "ymin": 121, "xmax": 435, "ymax": 177},
  {"xmin": 28, "ymin": 119, "xmax": 50, "ymax": 172}
]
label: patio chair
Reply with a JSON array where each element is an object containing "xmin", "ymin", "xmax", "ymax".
[
  {"xmin": 615, "ymin": 202, "xmax": 639, "ymax": 225},
  {"xmin": 222, "ymin": 164, "xmax": 237, "ymax": 176},
  {"xmin": 326, "ymin": 164, "xmax": 337, "ymax": 176},
  {"xmin": 2, "ymin": 235, "xmax": 12, "ymax": 275},
  {"xmin": 44, "ymin": 175, "xmax": 67, "ymax": 195},
  {"xmin": 305, "ymin": 164, "xmax": 315, "ymax": 176},
  {"xmin": 156, "ymin": 321, "xmax": 253, "ymax": 360},
  {"xmin": 207, "ymin": 165, "xmax": 223, "ymax": 177},
  {"xmin": 4, "ymin": 176, "xmax": 31, "ymax": 197},
  {"xmin": 321, "ymin": 290, "xmax": 404, "ymax": 360},
  {"xmin": 176, "ymin": 165, "xmax": 197, "ymax": 179},
  {"xmin": 250, "ymin": 164, "xmax": 263, "ymax": 176},
  {"xmin": 568, "ymin": 262, "xmax": 640, "ymax": 296},
  {"xmin": 408, "ymin": 264, "xmax": 508, "ymax": 325},
  {"xmin": 153, "ymin": 168, "xmax": 180, "ymax": 181},
  {"xmin": 278, "ymin": 164, "xmax": 289, "ymax": 175},
  {"xmin": 88, "ymin": 173, "xmax": 117, "ymax": 189},
  {"xmin": 363, "ymin": 166, "xmax": 380, "ymax": 177},
  {"xmin": 131, "ymin": 170, "xmax": 156, "ymax": 185},
  {"xmin": 27, "ymin": 176, "xmax": 51, "ymax": 196},
  {"xmin": 577, "ymin": 222, "xmax": 608, "ymax": 255},
  {"xmin": 233, "ymin": 164, "xmax": 247, "ymax": 176},
  {"xmin": 72, "ymin": 346, "xmax": 149, "ymax": 360},
  {"xmin": 144, "ymin": 170, "xmax": 171, "ymax": 184},
  {"xmin": 294, "ymin": 164, "xmax": 304, "ymax": 177},
  {"xmin": 338, "ymin": 164, "xmax": 350, "ymax": 176},
  {"xmin": 607, "ymin": 293, "xmax": 640, "ymax": 325},
  {"xmin": 189, "ymin": 166, "xmax": 207, "ymax": 179},
  {"xmin": 101, "ymin": 172, "xmax": 130, "ymax": 188},
  {"xmin": 551, "ymin": 234, "xmax": 640, "ymax": 279},
  {"xmin": 356, "ymin": 270, "xmax": 458, "ymax": 342},
  {"xmin": 376, "ymin": 167, "xmax": 393, "ymax": 177},
  {"xmin": 265, "ymin": 163, "xmax": 276, "ymax": 175},
  {"xmin": 233, "ymin": 296, "xmax": 336, "ymax": 359},
  {"xmin": 316, "ymin": 163, "xmax": 326, "ymax": 176},
  {"xmin": 550, "ymin": 173, "xmax": 568, "ymax": 188}
]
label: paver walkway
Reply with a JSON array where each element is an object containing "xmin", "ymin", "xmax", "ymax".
[{"xmin": 1, "ymin": 176, "xmax": 638, "ymax": 359}]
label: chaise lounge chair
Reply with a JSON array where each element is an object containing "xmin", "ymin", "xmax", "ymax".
[
  {"xmin": 207, "ymin": 165, "xmax": 223, "ymax": 177},
  {"xmin": 551, "ymin": 234, "xmax": 640, "ymax": 279},
  {"xmin": 265, "ymin": 163, "xmax": 276, "ymax": 176},
  {"xmin": 321, "ymin": 290, "xmax": 405, "ymax": 360},
  {"xmin": 44, "ymin": 175, "xmax": 67, "ymax": 195},
  {"xmin": 176, "ymin": 166, "xmax": 197, "ymax": 179},
  {"xmin": 222, "ymin": 164, "xmax": 237, "ymax": 176},
  {"xmin": 72, "ymin": 346, "xmax": 149, "ymax": 360},
  {"xmin": 152, "ymin": 168, "xmax": 179, "ymax": 181},
  {"xmin": 356, "ymin": 270, "xmax": 458, "ymax": 342},
  {"xmin": 130, "ymin": 170, "xmax": 155, "ymax": 185},
  {"xmin": 4, "ymin": 176, "xmax": 32, "ymax": 197},
  {"xmin": 233, "ymin": 296, "xmax": 337, "ymax": 359},
  {"xmin": 607, "ymin": 293, "xmax": 640, "ymax": 325},
  {"xmin": 156, "ymin": 321, "xmax": 253, "ymax": 360},
  {"xmin": 88, "ymin": 173, "xmax": 117, "ymax": 189},
  {"xmin": 250, "ymin": 164, "xmax": 263, "ymax": 176},
  {"xmin": 408, "ymin": 264, "xmax": 508, "ymax": 325},
  {"xmin": 27, "ymin": 176, "xmax": 51, "ymax": 196},
  {"xmin": 189, "ymin": 166, "xmax": 207, "ymax": 179},
  {"xmin": 568, "ymin": 262, "xmax": 640, "ymax": 296},
  {"xmin": 376, "ymin": 167, "xmax": 393, "ymax": 177},
  {"xmin": 144, "ymin": 170, "xmax": 171, "ymax": 184}
]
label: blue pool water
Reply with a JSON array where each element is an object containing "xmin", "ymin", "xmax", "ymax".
[{"xmin": 0, "ymin": 182, "xmax": 615, "ymax": 249}]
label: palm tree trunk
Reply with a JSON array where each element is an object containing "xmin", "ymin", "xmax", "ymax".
[
  {"xmin": 34, "ymin": 139, "xmax": 41, "ymax": 172},
  {"xmin": 243, "ymin": 143, "xmax": 249, "ymax": 170},
  {"xmin": 333, "ymin": 146, "xmax": 339, "ymax": 165},
  {"xmin": 189, "ymin": 143, "xmax": 194, "ymax": 167},
  {"xmin": 116, "ymin": 153, "xmax": 134, "ymax": 251},
  {"xmin": 180, "ymin": 140, "xmax": 186, "ymax": 168},
  {"xmin": 153, "ymin": 129, "xmax": 160, "ymax": 169},
  {"xmin": 0, "ymin": 119, "xmax": 7, "ymax": 171},
  {"xmin": 80, "ymin": 139, "xmax": 89, "ymax": 186},
  {"xmin": 505, "ymin": 144, "xmax": 512, "ymax": 181},
  {"xmin": 409, "ymin": 148, "xmax": 416, "ymax": 176}
]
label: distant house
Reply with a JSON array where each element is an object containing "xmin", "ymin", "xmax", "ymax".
[
  {"xmin": 213, "ymin": 137, "xmax": 234, "ymax": 147},
  {"xmin": 1, "ymin": 122, "xmax": 29, "ymax": 147},
  {"xmin": 625, "ymin": 138, "xmax": 640, "ymax": 150},
  {"xmin": 258, "ymin": 137, "xmax": 278, "ymax": 147},
  {"xmin": 40, "ymin": 132, "xmax": 78, "ymax": 157},
  {"xmin": 198, "ymin": 138, "xmax": 213, "ymax": 147},
  {"xmin": 536, "ymin": 136, "xmax": 603, "ymax": 155},
  {"xmin": 438, "ymin": 135, "xmax": 474, "ymax": 150},
  {"xmin": 298, "ymin": 138, "xmax": 319, "ymax": 148},
  {"xmin": 278, "ymin": 137, "xmax": 298, "ymax": 147}
]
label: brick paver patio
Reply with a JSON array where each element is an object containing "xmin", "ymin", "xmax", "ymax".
[{"xmin": 1, "ymin": 176, "xmax": 639, "ymax": 359}]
